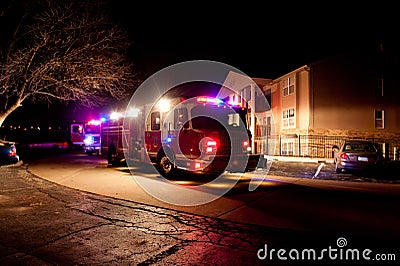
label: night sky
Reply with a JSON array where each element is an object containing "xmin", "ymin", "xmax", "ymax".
[
  {"xmin": 4, "ymin": 1, "xmax": 397, "ymax": 129},
  {"xmin": 114, "ymin": 2, "xmax": 395, "ymax": 79}
]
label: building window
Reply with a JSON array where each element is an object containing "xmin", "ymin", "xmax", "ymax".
[
  {"xmin": 151, "ymin": 112, "xmax": 161, "ymax": 130},
  {"xmin": 283, "ymin": 108, "xmax": 295, "ymax": 128},
  {"xmin": 375, "ymin": 109, "xmax": 384, "ymax": 129},
  {"xmin": 266, "ymin": 116, "xmax": 271, "ymax": 136},
  {"xmin": 283, "ymin": 75, "xmax": 295, "ymax": 96},
  {"xmin": 281, "ymin": 139, "xmax": 294, "ymax": 156},
  {"xmin": 174, "ymin": 108, "xmax": 188, "ymax": 129}
]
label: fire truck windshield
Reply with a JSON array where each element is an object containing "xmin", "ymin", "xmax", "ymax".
[
  {"xmin": 190, "ymin": 105, "xmax": 247, "ymax": 131},
  {"xmin": 85, "ymin": 124, "xmax": 100, "ymax": 134}
]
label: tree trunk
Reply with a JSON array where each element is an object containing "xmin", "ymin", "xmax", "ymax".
[{"xmin": 0, "ymin": 100, "xmax": 22, "ymax": 128}]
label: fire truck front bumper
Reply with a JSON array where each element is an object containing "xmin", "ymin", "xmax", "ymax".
[{"xmin": 84, "ymin": 145, "xmax": 101, "ymax": 153}]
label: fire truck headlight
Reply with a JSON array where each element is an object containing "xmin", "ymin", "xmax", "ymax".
[
  {"xmin": 84, "ymin": 136, "xmax": 94, "ymax": 145},
  {"xmin": 110, "ymin": 112, "xmax": 120, "ymax": 120}
]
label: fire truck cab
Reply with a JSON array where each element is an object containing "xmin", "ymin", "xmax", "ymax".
[
  {"xmin": 144, "ymin": 96, "xmax": 260, "ymax": 177},
  {"xmin": 70, "ymin": 120, "xmax": 102, "ymax": 155}
]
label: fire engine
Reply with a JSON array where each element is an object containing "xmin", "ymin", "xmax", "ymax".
[
  {"xmin": 101, "ymin": 95, "xmax": 262, "ymax": 178},
  {"xmin": 70, "ymin": 119, "xmax": 102, "ymax": 155}
]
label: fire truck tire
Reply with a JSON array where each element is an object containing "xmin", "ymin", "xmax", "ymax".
[{"xmin": 156, "ymin": 148, "xmax": 176, "ymax": 178}]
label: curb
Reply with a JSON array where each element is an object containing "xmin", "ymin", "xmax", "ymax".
[{"xmin": 0, "ymin": 160, "xmax": 23, "ymax": 168}]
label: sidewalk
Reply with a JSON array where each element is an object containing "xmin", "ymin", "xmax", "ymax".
[{"xmin": 267, "ymin": 155, "xmax": 334, "ymax": 164}]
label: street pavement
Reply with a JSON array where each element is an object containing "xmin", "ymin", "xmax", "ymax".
[{"xmin": 0, "ymin": 162, "xmax": 344, "ymax": 266}]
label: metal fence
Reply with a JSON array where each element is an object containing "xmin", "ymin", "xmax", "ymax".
[{"xmin": 254, "ymin": 135, "xmax": 400, "ymax": 160}]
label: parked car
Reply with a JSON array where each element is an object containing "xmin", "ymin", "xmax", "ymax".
[
  {"xmin": 0, "ymin": 139, "xmax": 20, "ymax": 166},
  {"xmin": 333, "ymin": 140, "xmax": 384, "ymax": 173}
]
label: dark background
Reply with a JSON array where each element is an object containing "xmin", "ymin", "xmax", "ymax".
[{"xmin": 3, "ymin": 1, "xmax": 397, "ymax": 135}]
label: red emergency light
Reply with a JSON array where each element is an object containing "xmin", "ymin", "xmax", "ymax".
[{"xmin": 87, "ymin": 119, "xmax": 102, "ymax": 126}]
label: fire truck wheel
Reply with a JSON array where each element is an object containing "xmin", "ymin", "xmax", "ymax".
[{"xmin": 156, "ymin": 149, "xmax": 176, "ymax": 178}]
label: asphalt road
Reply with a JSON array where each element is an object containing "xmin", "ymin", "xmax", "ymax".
[
  {"xmin": 0, "ymin": 162, "xmax": 341, "ymax": 266},
  {"xmin": 1, "ymin": 151, "xmax": 400, "ymax": 265}
]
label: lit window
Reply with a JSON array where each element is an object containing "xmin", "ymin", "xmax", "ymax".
[
  {"xmin": 151, "ymin": 112, "xmax": 161, "ymax": 130},
  {"xmin": 282, "ymin": 108, "xmax": 295, "ymax": 128},
  {"xmin": 283, "ymin": 75, "xmax": 295, "ymax": 96},
  {"xmin": 281, "ymin": 139, "xmax": 294, "ymax": 156},
  {"xmin": 375, "ymin": 109, "xmax": 384, "ymax": 129}
]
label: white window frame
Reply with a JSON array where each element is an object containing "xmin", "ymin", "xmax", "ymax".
[
  {"xmin": 281, "ymin": 139, "xmax": 294, "ymax": 156},
  {"xmin": 282, "ymin": 108, "xmax": 295, "ymax": 128},
  {"xmin": 375, "ymin": 109, "xmax": 384, "ymax": 129},
  {"xmin": 283, "ymin": 75, "xmax": 295, "ymax": 96}
]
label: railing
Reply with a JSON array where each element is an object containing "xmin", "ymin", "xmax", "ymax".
[{"xmin": 254, "ymin": 135, "xmax": 400, "ymax": 160}]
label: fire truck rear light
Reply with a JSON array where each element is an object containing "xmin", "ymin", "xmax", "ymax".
[
  {"xmin": 195, "ymin": 162, "xmax": 202, "ymax": 169},
  {"xmin": 242, "ymin": 140, "xmax": 251, "ymax": 152},
  {"xmin": 207, "ymin": 140, "xmax": 217, "ymax": 146}
]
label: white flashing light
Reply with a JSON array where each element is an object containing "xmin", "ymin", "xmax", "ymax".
[
  {"xmin": 227, "ymin": 100, "xmax": 242, "ymax": 107},
  {"xmin": 84, "ymin": 136, "xmax": 94, "ymax": 145},
  {"xmin": 110, "ymin": 112, "xmax": 121, "ymax": 120},
  {"xmin": 158, "ymin": 99, "xmax": 170, "ymax": 113},
  {"xmin": 197, "ymin": 97, "xmax": 223, "ymax": 105}
]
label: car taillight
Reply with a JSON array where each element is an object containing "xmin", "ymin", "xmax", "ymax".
[
  {"xmin": 9, "ymin": 148, "xmax": 17, "ymax": 157},
  {"xmin": 340, "ymin": 153, "xmax": 349, "ymax": 160}
]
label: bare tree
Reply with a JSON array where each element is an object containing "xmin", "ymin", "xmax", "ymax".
[{"xmin": 0, "ymin": 0, "xmax": 136, "ymax": 127}]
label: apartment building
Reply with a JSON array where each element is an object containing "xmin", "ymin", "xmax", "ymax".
[{"xmin": 227, "ymin": 49, "xmax": 400, "ymax": 159}]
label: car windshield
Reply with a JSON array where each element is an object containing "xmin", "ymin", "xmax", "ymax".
[{"xmin": 343, "ymin": 141, "xmax": 377, "ymax": 152}]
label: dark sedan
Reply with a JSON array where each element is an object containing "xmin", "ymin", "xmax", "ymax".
[
  {"xmin": 333, "ymin": 140, "xmax": 384, "ymax": 173},
  {"xmin": 0, "ymin": 139, "xmax": 20, "ymax": 166}
]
